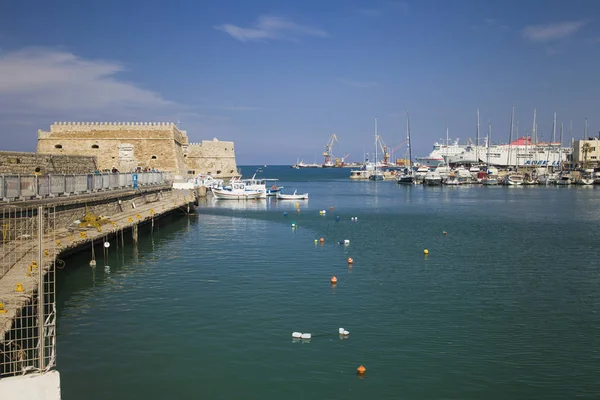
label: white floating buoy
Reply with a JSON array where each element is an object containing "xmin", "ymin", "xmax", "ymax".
[
  {"xmin": 301, "ymin": 333, "xmax": 311, "ymax": 339},
  {"xmin": 104, "ymin": 242, "xmax": 110, "ymax": 248},
  {"xmin": 104, "ymin": 265, "xmax": 110, "ymax": 273},
  {"xmin": 343, "ymin": 239, "xmax": 350, "ymax": 245},
  {"xmin": 89, "ymin": 260, "xmax": 96, "ymax": 267},
  {"xmin": 292, "ymin": 332, "xmax": 302, "ymax": 338},
  {"xmin": 339, "ymin": 327, "xmax": 350, "ymax": 336},
  {"xmin": 343, "ymin": 330, "xmax": 349, "ymax": 336},
  {"xmin": 338, "ymin": 327, "xmax": 345, "ymax": 334}
]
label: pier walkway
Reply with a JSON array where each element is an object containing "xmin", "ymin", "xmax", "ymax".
[{"xmin": 0, "ymin": 182, "xmax": 197, "ymax": 384}]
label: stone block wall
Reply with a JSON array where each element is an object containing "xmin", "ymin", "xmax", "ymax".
[
  {"xmin": 37, "ymin": 122, "xmax": 189, "ymax": 174},
  {"xmin": 185, "ymin": 139, "xmax": 237, "ymax": 178},
  {"xmin": 0, "ymin": 152, "xmax": 97, "ymax": 175}
]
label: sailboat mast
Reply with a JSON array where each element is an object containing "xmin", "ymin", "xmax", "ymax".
[
  {"xmin": 515, "ymin": 120, "xmax": 519, "ymax": 169},
  {"xmin": 487, "ymin": 120, "xmax": 491, "ymax": 167},
  {"xmin": 476, "ymin": 108, "xmax": 480, "ymax": 165},
  {"xmin": 374, "ymin": 118, "xmax": 378, "ymax": 171},
  {"xmin": 532, "ymin": 108, "xmax": 537, "ymax": 165},
  {"xmin": 508, "ymin": 106, "xmax": 514, "ymax": 169},
  {"xmin": 406, "ymin": 111, "xmax": 412, "ymax": 167},
  {"xmin": 446, "ymin": 125, "xmax": 449, "ymax": 165}
]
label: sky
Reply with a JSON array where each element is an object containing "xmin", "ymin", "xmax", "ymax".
[{"xmin": 0, "ymin": 0, "xmax": 599, "ymax": 164}]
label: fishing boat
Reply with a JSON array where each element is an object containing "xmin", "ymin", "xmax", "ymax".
[
  {"xmin": 212, "ymin": 181, "xmax": 264, "ymax": 200},
  {"xmin": 276, "ymin": 190, "xmax": 309, "ymax": 200},
  {"xmin": 397, "ymin": 111, "xmax": 415, "ymax": 185},
  {"xmin": 369, "ymin": 118, "xmax": 385, "ymax": 181}
]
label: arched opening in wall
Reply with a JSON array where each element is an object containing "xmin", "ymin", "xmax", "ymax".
[
  {"xmin": 216, "ymin": 170, "xmax": 222, "ymax": 175},
  {"xmin": 55, "ymin": 144, "xmax": 62, "ymax": 149},
  {"xmin": 230, "ymin": 170, "xmax": 235, "ymax": 174},
  {"xmin": 184, "ymin": 154, "xmax": 187, "ymax": 157},
  {"xmin": 34, "ymin": 167, "xmax": 41, "ymax": 173},
  {"xmin": 91, "ymin": 144, "xmax": 99, "ymax": 149},
  {"xmin": 151, "ymin": 155, "xmax": 157, "ymax": 159}
]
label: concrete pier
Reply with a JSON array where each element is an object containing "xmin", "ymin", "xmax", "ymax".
[
  {"xmin": 0, "ymin": 185, "xmax": 197, "ymax": 398},
  {"xmin": 0, "ymin": 186, "xmax": 197, "ymax": 338}
]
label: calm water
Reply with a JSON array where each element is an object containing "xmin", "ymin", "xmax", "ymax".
[{"xmin": 56, "ymin": 166, "xmax": 600, "ymax": 399}]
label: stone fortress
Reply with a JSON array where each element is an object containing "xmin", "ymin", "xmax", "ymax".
[{"xmin": 36, "ymin": 121, "xmax": 238, "ymax": 178}]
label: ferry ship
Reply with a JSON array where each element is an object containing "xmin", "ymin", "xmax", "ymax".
[
  {"xmin": 415, "ymin": 139, "xmax": 467, "ymax": 167},
  {"xmin": 446, "ymin": 137, "xmax": 572, "ymax": 167}
]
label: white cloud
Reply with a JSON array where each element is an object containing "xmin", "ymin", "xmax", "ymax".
[
  {"xmin": 0, "ymin": 47, "xmax": 235, "ymax": 151},
  {"xmin": 338, "ymin": 78, "xmax": 378, "ymax": 88},
  {"xmin": 214, "ymin": 15, "xmax": 328, "ymax": 42},
  {"xmin": 0, "ymin": 47, "xmax": 175, "ymax": 117},
  {"xmin": 522, "ymin": 20, "xmax": 587, "ymax": 43}
]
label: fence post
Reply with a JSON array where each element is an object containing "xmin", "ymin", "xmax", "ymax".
[{"xmin": 37, "ymin": 205, "xmax": 45, "ymax": 371}]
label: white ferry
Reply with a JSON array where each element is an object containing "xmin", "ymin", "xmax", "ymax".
[{"xmin": 415, "ymin": 139, "xmax": 467, "ymax": 167}]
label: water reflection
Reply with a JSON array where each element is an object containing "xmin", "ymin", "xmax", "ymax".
[{"xmin": 207, "ymin": 198, "xmax": 269, "ymax": 211}]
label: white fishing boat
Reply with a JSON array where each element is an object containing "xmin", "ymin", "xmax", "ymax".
[
  {"xmin": 212, "ymin": 181, "xmax": 264, "ymax": 200},
  {"xmin": 276, "ymin": 190, "xmax": 309, "ymax": 200}
]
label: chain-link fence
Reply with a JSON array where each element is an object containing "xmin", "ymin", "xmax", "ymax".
[{"xmin": 0, "ymin": 206, "xmax": 56, "ymax": 377}]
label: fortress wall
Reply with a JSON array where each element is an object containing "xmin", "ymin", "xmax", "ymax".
[
  {"xmin": 185, "ymin": 139, "xmax": 237, "ymax": 178},
  {"xmin": 0, "ymin": 151, "xmax": 97, "ymax": 175},
  {"xmin": 37, "ymin": 122, "xmax": 188, "ymax": 173}
]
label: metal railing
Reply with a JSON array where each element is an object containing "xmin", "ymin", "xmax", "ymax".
[
  {"xmin": 1, "ymin": 206, "xmax": 56, "ymax": 377},
  {"xmin": 0, "ymin": 172, "xmax": 169, "ymax": 202}
]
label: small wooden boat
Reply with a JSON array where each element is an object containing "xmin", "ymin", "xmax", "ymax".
[{"xmin": 276, "ymin": 190, "xmax": 309, "ymax": 200}]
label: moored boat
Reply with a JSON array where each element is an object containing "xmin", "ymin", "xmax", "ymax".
[
  {"xmin": 276, "ymin": 190, "xmax": 309, "ymax": 200},
  {"xmin": 212, "ymin": 181, "xmax": 264, "ymax": 200}
]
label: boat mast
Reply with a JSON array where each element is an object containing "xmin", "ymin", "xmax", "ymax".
[
  {"xmin": 406, "ymin": 111, "xmax": 412, "ymax": 169},
  {"xmin": 374, "ymin": 117, "xmax": 378, "ymax": 172},
  {"xmin": 549, "ymin": 112, "xmax": 556, "ymax": 169},
  {"xmin": 445, "ymin": 125, "xmax": 449, "ymax": 166},
  {"xmin": 487, "ymin": 120, "xmax": 491, "ymax": 168},
  {"xmin": 532, "ymin": 108, "xmax": 537, "ymax": 166},
  {"xmin": 515, "ymin": 120, "xmax": 519, "ymax": 170},
  {"xmin": 508, "ymin": 105, "xmax": 514, "ymax": 170},
  {"xmin": 476, "ymin": 108, "xmax": 480, "ymax": 165}
]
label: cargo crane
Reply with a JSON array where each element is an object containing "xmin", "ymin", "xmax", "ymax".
[
  {"xmin": 376, "ymin": 135, "xmax": 391, "ymax": 165},
  {"xmin": 323, "ymin": 134, "xmax": 338, "ymax": 167},
  {"xmin": 335, "ymin": 153, "xmax": 350, "ymax": 167}
]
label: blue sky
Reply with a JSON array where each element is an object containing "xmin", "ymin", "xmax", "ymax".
[{"xmin": 0, "ymin": 0, "xmax": 599, "ymax": 164}]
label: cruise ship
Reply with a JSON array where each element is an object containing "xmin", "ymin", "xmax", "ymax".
[{"xmin": 446, "ymin": 137, "xmax": 572, "ymax": 167}]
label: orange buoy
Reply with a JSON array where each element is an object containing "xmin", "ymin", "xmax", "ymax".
[
  {"xmin": 357, "ymin": 365, "xmax": 366, "ymax": 375},
  {"xmin": 347, "ymin": 257, "xmax": 354, "ymax": 264},
  {"xmin": 319, "ymin": 237, "xmax": 325, "ymax": 243},
  {"xmin": 331, "ymin": 276, "xmax": 337, "ymax": 284}
]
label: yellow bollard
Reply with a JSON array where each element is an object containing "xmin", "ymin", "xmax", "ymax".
[
  {"xmin": 80, "ymin": 232, "xmax": 87, "ymax": 238},
  {"xmin": 150, "ymin": 209, "xmax": 155, "ymax": 215},
  {"xmin": 16, "ymin": 283, "xmax": 24, "ymax": 292},
  {"xmin": 136, "ymin": 214, "xmax": 141, "ymax": 220},
  {"xmin": 112, "ymin": 222, "xmax": 117, "ymax": 227},
  {"xmin": 0, "ymin": 302, "xmax": 6, "ymax": 313},
  {"xmin": 56, "ymin": 239, "xmax": 61, "ymax": 247},
  {"xmin": 97, "ymin": 227, "xmax": 102, "ymax": 233},
  {"xmin": 44, "ymin": 249, "xmax": 49, "ymax": 257},
  {"xmin": 128, "ymin": 217, "xmax": 133, "ymax": 223}
]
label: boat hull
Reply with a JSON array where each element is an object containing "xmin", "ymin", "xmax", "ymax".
[
  {"xmin": 277, "ymin": 193, "xmax": 309, "ymax": 200},
  {"xmin": 212, "ymin": 189, "xmax": 264, "ymax": 200}
]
